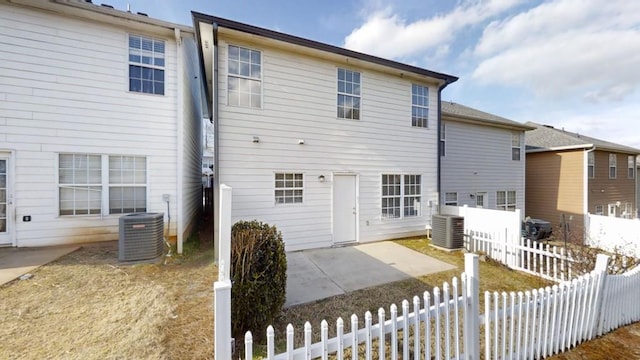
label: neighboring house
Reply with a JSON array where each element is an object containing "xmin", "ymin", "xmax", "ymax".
[
  {"xmin": 439, "ymin": 102, "xmax": 534, "ymax": 213},
  {"xmin": 192, "ymin": 13, "xmax": 458, "ymax": 251},
  {"xmin": 525, "ymin": 122, "xmax": 640, "ymax": 236},
  {"xmin": 0, "ymin": 0, "xmax": 204, "ymax": 252}
]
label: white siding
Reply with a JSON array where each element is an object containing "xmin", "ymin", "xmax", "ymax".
[
  {"xmin": 217, "ymin": 39, "xmax": 440, "ymax": 251},
  {"xmin": 0, "ymin": 4, "xmax": 200, "ymax": 246},
  {"xmin": 440, "ymin": 120, "xmax": 526, "ymax": 214}
]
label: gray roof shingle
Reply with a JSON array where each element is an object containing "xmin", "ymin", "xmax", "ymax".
[
  {"xmin": 525, "ymin": 122, "xmax": 640, "ymax": 154},
  {"xmin": 441, "ymin": 102, "xmax": 534, "ymax": 131}
]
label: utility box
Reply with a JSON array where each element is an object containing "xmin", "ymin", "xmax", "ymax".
[
  {"xmin": 119, "ymin": 212, "xmax": 164, "ymax": 262},
  {"xmin": 431, "ymin": 214, "xmax": 465, "ymax": 249}
]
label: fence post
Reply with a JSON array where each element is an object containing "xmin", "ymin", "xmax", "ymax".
[
  {"xmin": 464, "ymin": 253, "xmax": 480, "ymax": 360},
  {"xmin": 592, "ymin": 254, "xmax": 610, "ymax": 338},
  {"xmin": 214, "ymin": 185, "xmax": 233, "ymax": 359}
]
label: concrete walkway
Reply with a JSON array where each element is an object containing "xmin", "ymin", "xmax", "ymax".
[
  {"xmin": 285, "ymin": 241, "xmax": 456, "ymax": 306},
  {"xmin": 0, "ymin": 245, "xmax": 80, "ymax": 286}
]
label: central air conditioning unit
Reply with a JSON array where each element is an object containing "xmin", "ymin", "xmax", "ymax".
[
  {"xmin": 431, "ymin": 214, "xmax": 465, "ymax": 249},
  {"xmin": 119, "ymin": 212, "xmax": 165, "ymax": 262}
]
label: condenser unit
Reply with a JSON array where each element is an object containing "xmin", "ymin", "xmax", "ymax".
[
  {"xmin": 119, "ymin": 212, "xmax": 164, "ymax": 262},
  {"xmin": 431, "ymin": 214, "xmax": 465, "ymax": 249}
]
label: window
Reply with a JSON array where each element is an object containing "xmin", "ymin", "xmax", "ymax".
[
  {"xmin": 275, "ymin": 173, "xmax": 303, "ymax": 204},
  {"xmin": 411, "ymin": 84, "xmax": 429, "ymax": 128},
  {"xmin": 228, "ymin": 45, "xmax": 262, "ymax": 108},
  {"xmin": 475, "ymin": 192, "xmax": 486, "ymax": 208},
  {"xmin": 609, "ymin": 154, "xmax": 617, "ymax": 179},
  {"xmin": 109, "ymin": 156, "xmax": 147, "ymax": 214},
  {"xmin": 444, "ymin": 192, "xmax": 458, "ymax": 206},
  {"xmin": 128, "ymin": 34, "xmax": 165, "ymax": 95},
  {"xmin": 588, "ymin": 152, "xmax": 595, "ymax": 179},
  {"xmin": 595, "ymin": 205, "xmax": 604, "ymax": 215},
  {"xmin": 403, "ymin": 175, "xmax": 421, "ymax": 217},
  {"xmin": 628, "ymin": 155, "xmax": 635, "ymax": 179},
  {"xmin": 59, "ymin": 154, "xmax": 147, "ymax": 216},
  {"xmin": 497, "ymin": 190, "xmax": 516, "ymax": 211},
  {"xmin": 381, "ymin": 174, "xmax": 421, "ymax": 218},
  {"xmin": 511, "ymin": 132, "xmax": 521, "ymax": 161},
  {"xmin": 440, "ymin": 123, "xmax": 446, "ymax": 156},
  {"xmin": 59, "ymin": 154, "xmax": 102, "ymax": 215},
  {"xmin": 337, "ymin": 68, "xmax": 360, "ymax": 120}
]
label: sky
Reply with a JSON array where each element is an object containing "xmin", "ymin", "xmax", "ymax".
[{"xmin": 104, "ymin": 0, "xmax": 640, "ymax": 149}]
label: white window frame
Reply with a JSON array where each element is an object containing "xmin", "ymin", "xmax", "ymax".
[
  {"xmin": 128, "ymin": 34, "xmax": 165, "ymax": 95},
  {"xmin": 274, "ymin": 173, "xmax": 303, "ymax": 205},
  {"xmin": 511, "ymin": 132, "xmax": 521, "ymax": 161},
  {"xmin": 58, "ymin": 154, "xmax": 148, "ymax": 216},
  {"xmin": 381, "ymin": 174, "xmax": 421, "ymax": 219},
  {"xmin": 609, "ymin": 154, "xmax": 617, "ymax": 179},
  {"xmin": 628, "ymin": 155, "xmax": 635, "ymax": 179},
  {"xmin": 411, "ymin": 84, "xmax": 429, "ymax": 128},
  {"xmin": 337, "ymin": 68, "xmax": 361, "ymax": 120},
  {"xmin": 496, "ymin": 190, "xmax": 516, "ymax": 211},
  {"xmin": 58, "ymin": 154, "xmax": 103, "ymax": 216},
  {"xmin": 588, "ymin": 152, "xmax": 595, "ymax": 179},
  {"xmin": 108, "ymin": 156, "xmax": 147, "ymax": 214},
  {"xmin": 444, "ymin": 192, "xmax": 458, "ymax": 206},
  {"xmin": 475, "ymin": 192, "xmax": 486, "ymax": 208},
  {"xmin": 227, "ymin": 44, "xmax": 263, "ymax": 108},
  {"xmin": 595, "ymin": 204, "xmax": 604, "ymax": 215}
]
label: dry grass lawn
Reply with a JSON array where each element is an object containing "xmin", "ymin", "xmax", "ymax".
[
  {"xmin": 0, "ymin": 237, "xmax": 216, "ymax": 360},
  {"xmin": 2, "ymin": 230, "xmax": 638, "ymax": 359}
]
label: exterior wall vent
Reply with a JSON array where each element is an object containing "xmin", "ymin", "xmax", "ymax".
[
  {"xmin": 431, "ymin": 214, "xmax": 465, "ymax": 249},
  {"xmin": 118, "ymin": 213, "xmax": 164, "ymax": 262}
]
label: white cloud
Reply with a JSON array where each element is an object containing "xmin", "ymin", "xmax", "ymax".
[
  {"xmin": 472, "ymin": 0, "xmax": 640, "ymax": 100},
  {"xmin": 343, "ymin": 0, "xmax": 525, "ymax": 59}
]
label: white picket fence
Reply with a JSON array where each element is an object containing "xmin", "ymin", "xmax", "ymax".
[
  {"xmin": 467, "ymin": 232, "xmax": 575, "ymax": 282},
  {"xmin": 215, "ymin": 186, "xmax": 640, "ymax": 359}
]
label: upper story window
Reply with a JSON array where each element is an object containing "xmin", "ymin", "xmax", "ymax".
[
  {"xmin": 511, "ymin": 132, "xmax": 521, "ymax": 161},
  {"xmin": 337, "ymin": 68, "xmax": 360, "ymax": 120},
  {"xmin": 588, "ymin": 152, "xmax": 595, "ymax": 179},
  {"xmin": 440, "ymin": 123, "xmax": 446, "ymax": 157},
  {"xmin": 628, "ymin": 155, "xmax": 635, "ymax": 179},
  {"xmin": 609, "ymin": 154, "xmax": 617, "ymax": 179},
  {"xmin": 128, "ymin": 34, "xmax": 165, "ymax": 95},
  {"xmin": 275, "ymin": 173, "xmax": 303, "ymax": 204},
  {"xmin": 228, "ymin": 45, "xmax": 262, "ymax": 108},
  {"xmin": 411, "ymin": 84, "xmax": 429, "ymax": 128}
]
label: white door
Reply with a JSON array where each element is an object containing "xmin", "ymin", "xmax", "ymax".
[
  {"xmin": 608, "ymin": 204, "xmax": 617, "ymax": 217},
  {"xmin": 332, "ymin": 174, "xmax": 357, "ymax": 244},
  {"xmin": 0, "ymin": 155, "xmax": 11, "ymax": 246},
  {"xmin": 475, "ymin": 192, "xmax": 486, "ymax": 208}
]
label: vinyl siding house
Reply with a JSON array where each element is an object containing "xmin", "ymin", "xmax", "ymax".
[
  {"xmin": 525, "ymin": 122, "xmax": 640, "ymax": 236},
  {"xmin": 192, "ymin": 13, "xmax": 458, "ymax": 251},
  {"xmin": 440, "ymin": 102, "xmax": 534, "ymax": 213},
  {"xmin": 0, "ymin": 0, "xmax": 204, "ymax": 252}
]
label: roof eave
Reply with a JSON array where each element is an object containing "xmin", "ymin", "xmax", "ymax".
[{"xmin": 442, "ymin": 113, "xmax": 535, "ymax": 131}]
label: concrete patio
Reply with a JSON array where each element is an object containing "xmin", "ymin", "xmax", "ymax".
[{"xmin": 0, "ymin": 245, "xmax": 80, "ymax": 286}]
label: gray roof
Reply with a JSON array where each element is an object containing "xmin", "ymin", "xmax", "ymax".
[
  {"xmin": 525, "ymin": 122, "xmax": 640, "ymax": 154},
  {"xmin": 441, "ymin": 102, "xmax": 534, "ymax": 131}
]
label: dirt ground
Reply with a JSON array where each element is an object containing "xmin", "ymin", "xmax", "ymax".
[{"xmin": 0, "ymin": 221, "xmax": 216, "ymax": 360}]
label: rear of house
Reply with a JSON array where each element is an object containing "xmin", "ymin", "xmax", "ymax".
[
  {"xmin": 193, "ymin": 13, "xmax": 458, "ymax": 251},
  {"xmin": 0, "ymin": 0, "xmax": 203, "ymax": 250},
  {"xmin": 525, "ymin": 122, "xmax": 639, "ymax": 238},
  {"xmin": 440, "ymin": 102, "xmax": 533, "ymax": 213}
]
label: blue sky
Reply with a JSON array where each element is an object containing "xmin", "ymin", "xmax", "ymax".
[{"xmin": 106, "ymin": 0, "xmax": 639, "ymax": 148}]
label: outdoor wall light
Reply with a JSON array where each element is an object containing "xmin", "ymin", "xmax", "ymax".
[
  {"xmin": 252, "ymin": 136, "xmax": 260, "ymax": 143},
  {"xmin": 318, "ymin": 175, "xmax": 325, "ymax": 182},
  {"xmin": 298, "ymin": 139, "xmax": 305, "ymax": 145}
]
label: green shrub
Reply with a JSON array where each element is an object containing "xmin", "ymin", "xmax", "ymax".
[{"xmin": 230, "ymin": 220, "xmax": 287, "ymax": 343}]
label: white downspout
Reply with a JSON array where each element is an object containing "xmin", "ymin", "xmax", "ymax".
[
  {"xmin": 175, "ymin": 28, "xmax": 184, "ymax": 254},
  {"xmin": 584, "ymin": 146, "xmax": 596, "ymax": 243}
]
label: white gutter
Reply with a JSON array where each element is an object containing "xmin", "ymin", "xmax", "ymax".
[
  {"xmin": 175, "ymin": 28, "xmax": 184, "ymax": 254},
  {"xmin": 526, "ymin": 144, "xmax": 595, "ymax": 153}
]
